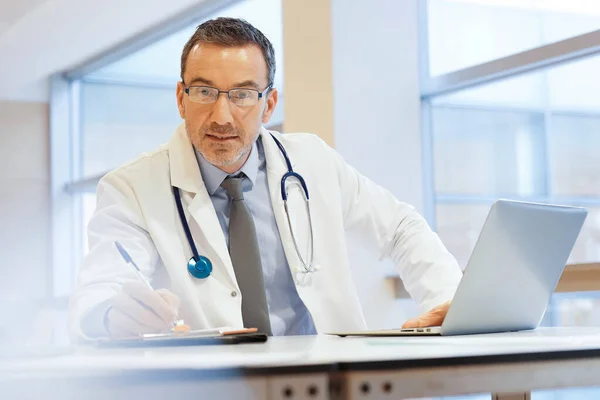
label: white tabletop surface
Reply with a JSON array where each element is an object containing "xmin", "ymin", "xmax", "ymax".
[{"xmin": 4, "ymin": 327, "xmax": 600, "ymax": 378}]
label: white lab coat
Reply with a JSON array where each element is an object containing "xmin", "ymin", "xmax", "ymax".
[{"xmin": 69, "ymin": 124, "xmax": 462, "ymax": 341}]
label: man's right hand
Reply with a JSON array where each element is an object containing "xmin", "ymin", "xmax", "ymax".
[{"xmin": 105, "ymin": 281, "xmax": 181, "ymax": 338}]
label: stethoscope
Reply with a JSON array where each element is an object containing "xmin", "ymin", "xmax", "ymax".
[{"xmin": 173, "ymin": 133, "xmax": 319, "ymax": 284}]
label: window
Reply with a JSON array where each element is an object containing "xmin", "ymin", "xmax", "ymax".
[
  {"xmin": 422, "ymin": 3, "xmax": 600, "ymax": 399},
  {"xmin": 426, "ymin": 55, "xmax": 600, "ymax": 269},
  {"xmin": 432, "ymin": 106, "xmax": 546, "ymax": 197},
  {"xmin": 422, "ymin": 1, "xmax": 600, "ymax": 352},
  {"xmin": 80, "ymin": 83, "xmax": 180, "ymax": 178}
]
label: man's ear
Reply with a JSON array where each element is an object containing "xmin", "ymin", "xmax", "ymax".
[
  {"xmin": 176, "ymin": 81, "xmax": 186, "ymax": 119},
  {"xmin": 261, "ymin": 87, "xmax": 279, "ymax": 124}
]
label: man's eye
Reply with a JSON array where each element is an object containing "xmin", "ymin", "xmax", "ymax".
[{"xmin": 233, "ymin": 91, "xmax": 251, "ymax": 98}]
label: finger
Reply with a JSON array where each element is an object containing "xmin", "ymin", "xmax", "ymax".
[
  {"xmin": 155, "ymin": 289, "xmax": 181, "ymax": 312},
  {"xmin": 401, "ymin": 317, "xmax": 422, "ymax": 329},
  {"xmin": 122, "ymin": 282, "xmax": 177, "ymax": 323},
  {"xmin": 402, "ymin": 302, "xmax": 452, "ymax": 328},
  {"xmin": 420, "ymin": 312, "xmax": 445, "ymax": 327},
  {"xmin": 111, "ymin": 291, "xmax": 169, "ymax": 331},
  {"xmin": 428, "ymin": 301, "xmax": 451, "ymax": 323},
  {"xmin": 402, "ymin": 315, "xmax": 439, "ymax": 329},
  {"xmin": 107, "ymin": 308, "xmax": 143, "ymax": 338},
  {"xmin": 431, "ymin": 301, "xmax": 451, "ymax": 313}
]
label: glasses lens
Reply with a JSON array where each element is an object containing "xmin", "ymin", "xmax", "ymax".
[
  {"xmin": 229, "ymin": 89, "xmax": 259, "ymax": 107},
  {"xmin": 188, "ymin": 87, "xmax": 218, "ymax": 104}
]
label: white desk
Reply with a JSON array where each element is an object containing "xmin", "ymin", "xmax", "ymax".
[{"xmin": 3, "ymin": 327, "xmax": 600, "ymax": 400}]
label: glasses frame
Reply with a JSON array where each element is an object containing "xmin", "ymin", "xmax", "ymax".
[{"xmin": 183, "ymin": 83, "xmax": 273, "ymax": 106}]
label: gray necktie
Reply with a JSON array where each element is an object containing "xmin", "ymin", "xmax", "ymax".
[{"xmin": 221, "ymin": 176, "xmax": 272, "ymax": 335}]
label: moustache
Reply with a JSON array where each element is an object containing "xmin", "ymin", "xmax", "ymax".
[{"xmin": 202, "ymin": 123, "xmax": 241, "ymax": 136}]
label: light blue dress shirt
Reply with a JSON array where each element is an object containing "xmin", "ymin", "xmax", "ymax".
[{"xmin": 195, "ymin": 137, "xmax": 317, "ymax": 336}]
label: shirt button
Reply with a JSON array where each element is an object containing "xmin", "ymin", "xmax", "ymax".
[{"xmin": 231, "ymin": 291, "xmax": 238, "ymax": 297}]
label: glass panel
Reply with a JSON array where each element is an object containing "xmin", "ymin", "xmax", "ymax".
[
  {"xmin": 549, "ymin": 115, "xmax": 600, "ymax": 197},
  {"xmin": 551, "ymin": 292, "xmax": 600, "ymax": 327},
  {"xmin": 80, "ymin": 82, "xmax": 180, "ymax": 178},
  {"xmin": 428, "ymin": 0, "xmax": 600, "ymax": 76},
  {"xmin": 548, "ymin": 56, "xmax": 600, "ymax": 112},
  {"xmin": 432, "ymin": 106, "xmax": 546, "ymax": 196}
]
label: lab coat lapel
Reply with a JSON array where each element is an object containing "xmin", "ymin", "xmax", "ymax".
[
  {"xmin": 168, "ymin": 123, "xmax": 238, "ymax": 289},
  {"xmin": 261, "ymin": 128, "xmax": 309, "ymax": 281}
]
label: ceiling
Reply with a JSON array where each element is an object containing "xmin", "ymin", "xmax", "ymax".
[
  {"xmin": 3, "ymin": 0, "xmax": 600, "ymax": 103},
  {"xmin": 0, "ymin": 0, "xmax": 51, "ymax": 36},
  {"xmin": 0, "ymin": 0, "xmax": 212, "ymax": 102}
]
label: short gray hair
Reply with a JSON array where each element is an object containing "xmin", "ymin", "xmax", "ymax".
[{"xmin": 180, "ymin": 17, "xmax": 276, "ymax": 87}]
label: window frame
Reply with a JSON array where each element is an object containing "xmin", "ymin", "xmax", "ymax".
[{"xmin": 418, "ymin": 1, "xmax": 600, "ymax": 226}]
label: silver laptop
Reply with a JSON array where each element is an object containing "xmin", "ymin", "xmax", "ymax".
[{"xmin": 333, "ymin": 200, "xmax": 587, "ymax": 337}]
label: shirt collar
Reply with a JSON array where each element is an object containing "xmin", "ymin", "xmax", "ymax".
[{"xmin": 194, "ymin": 140, "xmax": 260, "ymax": 195}]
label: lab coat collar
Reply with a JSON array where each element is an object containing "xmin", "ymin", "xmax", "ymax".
[
  {"xmin": 260, "ymin": 127, "xmax": 296, "ymax": 178},
  {"xmin": 169, "ymin": 123, "xmax": 205, "ymax": 194}
]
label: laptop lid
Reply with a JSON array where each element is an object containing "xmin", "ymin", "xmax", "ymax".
[{"xmin": 440, "ymin": 200, "xmax": 587, "ymax": 336}]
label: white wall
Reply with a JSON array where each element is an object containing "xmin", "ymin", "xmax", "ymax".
[
  {"xmin": 331, "ymin": 0, "xmax": 423, "ymax": 327},
  {"xmin": 0, "ymin": 101, "xmax": 50, "ymax": 301}
]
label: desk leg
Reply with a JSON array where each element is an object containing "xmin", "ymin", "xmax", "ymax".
[{"xmin": 492, "ymin": 392, "xmax": 531, "ymax": 400}]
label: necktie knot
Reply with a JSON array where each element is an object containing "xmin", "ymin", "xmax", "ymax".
[{"xmin": 221, "ymin": 176, "xmax": 245, "ymax": 201}]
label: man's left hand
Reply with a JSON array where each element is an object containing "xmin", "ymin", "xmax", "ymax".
[{"xmin": 402, "ymin": 301, "xmax": 451, "ymax": 328}]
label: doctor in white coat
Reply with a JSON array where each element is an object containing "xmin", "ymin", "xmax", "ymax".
[{"xmin": 69, "ymin": 17, "xmax": 463, "ymax": 341}]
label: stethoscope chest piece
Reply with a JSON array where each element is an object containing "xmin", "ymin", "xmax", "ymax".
[{"xmin": 187, "ymin": 256, "xmax": 212, "ymax": 279}]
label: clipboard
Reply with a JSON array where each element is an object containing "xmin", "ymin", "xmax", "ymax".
[{"xmin": 95, "ymin": 328, "xmax": 268, "ymax": 348}]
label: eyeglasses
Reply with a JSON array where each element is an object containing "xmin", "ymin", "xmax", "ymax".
[{"xmin": 184, "ymin": 84, "xmax": 272, "ymax": 107}]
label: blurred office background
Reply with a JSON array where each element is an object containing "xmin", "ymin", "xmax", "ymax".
[{"xmin": 1, "ymin": 1, "xmax": 600, "ymax": 397}]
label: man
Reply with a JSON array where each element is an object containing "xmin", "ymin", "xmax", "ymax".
[{"xmin": 69, "ymin": 17, "xmax": 462, "ymax": 340}]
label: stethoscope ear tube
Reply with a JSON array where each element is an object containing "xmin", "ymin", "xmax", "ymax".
[
  {"xmin": 272, "ymin": 131, "xmax": 316, "ymax": 275},
  {"xmin": 280, "ymin": 171, "xmax": 310, "ymax": 201},
  {"xmin": 282, "ymin": 179, "xmax": 316, "ymax": 274}
]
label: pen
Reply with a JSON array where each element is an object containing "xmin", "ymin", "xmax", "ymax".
[
  {"xmin": 114, "ymin": 240, "xmax": 187, "ymax": 331},
  {"xmin": 114, "ymin": 240, "xmax": 154, "ymax": 290}
]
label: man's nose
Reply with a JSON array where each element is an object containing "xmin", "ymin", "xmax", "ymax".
[{"xmin": 210, "ymin": 93, "xmax": 234, "ymax": 125}]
